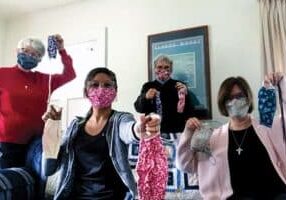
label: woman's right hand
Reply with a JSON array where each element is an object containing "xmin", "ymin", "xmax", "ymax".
[
  {"xmin": 42, "ymin": 105, "xmax": 62, "ymax": 122},
  {"xmin": 185, "ymin": 117, "xmax": 201, "ymax": 132},
  {"xmin": 145, "ymin": 88, "xmax": 157, "ymax": 99}
]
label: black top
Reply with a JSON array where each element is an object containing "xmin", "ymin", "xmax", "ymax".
[
  {"xmin": 227, "ymin": 125, "xmax": 286, "ymax": 200},
  {"xmin": 73, "ymin": 122, "xmax": 128, "ymax": 200},
  {"xmin": 134, "ymin": 79, "xmax": 194, "ymax": 133}
]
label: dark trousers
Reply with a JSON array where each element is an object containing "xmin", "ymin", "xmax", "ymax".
[
  {"xmin": 0, "ymin": 138, "xmax": 47, "ymax": 199},
  {"xmin": 0, "ymin": 142, "xmax": 27, "ymax": 168}
]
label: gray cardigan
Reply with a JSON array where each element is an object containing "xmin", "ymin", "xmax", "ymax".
[{"xmin": 43, "ymin": 110, "xmax": 139, "ymax": 200}]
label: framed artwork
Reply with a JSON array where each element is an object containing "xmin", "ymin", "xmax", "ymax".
[{"xmin": 148, "ymin": 26, "xmax": 212, "ymax": 119}]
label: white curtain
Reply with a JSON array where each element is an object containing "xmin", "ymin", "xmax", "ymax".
[{"xmin": 259, "ymin": 0, "xmax": 286, "ymax": 74}]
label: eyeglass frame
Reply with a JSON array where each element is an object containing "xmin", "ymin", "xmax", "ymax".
[{"xmin": 18, "ymin": 47, "xmax": 42, "ymax": 61}]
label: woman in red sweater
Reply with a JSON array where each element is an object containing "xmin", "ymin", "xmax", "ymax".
[{"xmin": 0, "ymin": 34, "xmax": 76, "ymax": 168}]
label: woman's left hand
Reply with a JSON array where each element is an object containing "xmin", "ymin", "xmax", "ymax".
[
  {"xmin": 53, "ymin": 34, "xmax": 64, "ymax": 50},
  {"xmin": 175, "ymin": 82, "xmax": 188, "ymax": 94},
  {"xmin": 264, "ymin": 72, "xmax": 284, "ymax": 87}
]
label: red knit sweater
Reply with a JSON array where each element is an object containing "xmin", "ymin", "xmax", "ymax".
[{"xmin": 0, "ymin": 49, "xmax": 76, "ymax": 144}]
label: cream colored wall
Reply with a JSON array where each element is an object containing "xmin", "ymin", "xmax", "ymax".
[
  {"xmin": 3, "ymin": 0, "xmax": 262, "ymax": 121},
  {"xmin": 0, "ymin": 20, "xmax": 6, "ymax": 65}
]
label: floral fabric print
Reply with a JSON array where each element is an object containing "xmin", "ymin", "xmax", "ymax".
[
  {"xmin": 48, "ymin": 36, "xmax": 57, "ymax": 59},
  {"xmin": 177, "ymin": 88, "xmax": 187, "ymax": 113},
  {"xmin": 136, "ymin": 135, "xmax": 168, "ymax": 200},
  {"xmin": 258, "ymin": 87, "xmax": 276, "ymax": 127},
  {"xmin": 155, "ymin": 92, "xmax": 162, "ymax": 116},
  {"xmin": 87, "ymin": 87, "xmax": 116, "ymax": 108}
]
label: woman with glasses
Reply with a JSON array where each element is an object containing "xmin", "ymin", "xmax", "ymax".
[
  {"xmin": 134, "ymin": 54, "xmax": 194, "ymax": 134},
  {"xmin": 0, "ymin": 34, "xmax": 76, "ymax": 168},
  {"xmin": 42, "ymin": 67, "xmax": 161, "ymax": 200},
  {"xmin": 176, "ymin": 76, "xmax": 286, "ymax": 200}
]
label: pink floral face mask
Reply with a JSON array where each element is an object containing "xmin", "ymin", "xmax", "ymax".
[
  {"xmin": 87, "ymin": 87, "xmax": 117, "ymax": 108},
  {"xmin": 155, "ymin": 69, "xmax": 171, "ymax": 81}
]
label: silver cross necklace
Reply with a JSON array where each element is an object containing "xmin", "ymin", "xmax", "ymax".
[{"xmin": 230, "ymin": 128, "xmax": 248, "ymax": 155}]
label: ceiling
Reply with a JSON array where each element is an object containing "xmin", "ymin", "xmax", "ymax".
[{"xmin": 0, "ymin": 0, "xmax": 82, "ymax": 19}]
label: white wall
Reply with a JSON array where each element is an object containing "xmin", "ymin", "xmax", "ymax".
[
  {"xmin": 0, "ymin": 19, "xmax": 6, "ymax": 65},
  {"xmin": 3, "ymin": 0, "xmax": 262, "ymax": 122}
]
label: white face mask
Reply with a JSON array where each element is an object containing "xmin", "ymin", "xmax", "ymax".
[{"xmin": 226, "ymin": 97, "xmax": 250, "ymax": 118}]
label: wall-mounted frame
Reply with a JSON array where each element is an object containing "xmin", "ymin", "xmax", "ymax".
[{"xmin": 148, "ymin": 26, "xmax": 212, "ymax": 119}]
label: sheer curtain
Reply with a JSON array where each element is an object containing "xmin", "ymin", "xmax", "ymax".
[{"xmin": 259, "ymin": 0, "xmax": 286, "ymax": 73}]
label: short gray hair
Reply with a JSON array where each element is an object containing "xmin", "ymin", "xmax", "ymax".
[
  {"xmin": 17, "ymin": 38, "xmax": 45, "ymax": 58},
  {"xmin": 153, "ymin": 54, "xmax": 173, "ymax": 70}
]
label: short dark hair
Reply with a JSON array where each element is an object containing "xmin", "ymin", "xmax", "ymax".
[
  {"xmin": 217, "ymin": 76, "xmax": 253, "ymax": 116},
  {"xmin": 83, "ymin": 67, "xmax": 117, "ymax": 97}
]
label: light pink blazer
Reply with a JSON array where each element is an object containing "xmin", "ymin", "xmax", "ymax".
[{"xmin": 176, "ymin": 117, "xmax": 286, "ymax": 200}]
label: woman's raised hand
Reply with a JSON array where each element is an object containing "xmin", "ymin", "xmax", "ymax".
[{"xmin": 42, "ymin": 105, "xmax": 62, "ymax": 122}]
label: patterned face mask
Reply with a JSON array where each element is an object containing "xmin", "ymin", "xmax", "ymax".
[
  {"xmin": 226, "ymin": 97, "xmax": 249, "ymax": 118},
  {"xmin": 87, "ymin": 87, "xmax": 117, "ymax": 108},
  {"xmin": 190, "ymin": 126, "xmax": 212, "ymax": 156},
  {"xmin": 190, "ymin": 120, "xmax": 221, "ymax": 157},
  {"xmin": 155, "ymin": 69, "xmax": 171, "ymax": 81}
]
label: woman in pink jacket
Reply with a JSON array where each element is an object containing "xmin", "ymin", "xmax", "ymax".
[{"xmin": 176, "ymin": 76, "xmax": 286, "ymax": 200}]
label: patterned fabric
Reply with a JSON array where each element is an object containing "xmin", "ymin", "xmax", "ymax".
[
  {"xmin": 258, "ymin": 87, "xmax": 276, "ymax": 127},
  {"xmin": 87, "ymin": 87, "xmax": 117, "ymax": 108},
  {"xmin": 177, "ymin": 88, "xmax": 186, "ymax": 113},
  {"xmin": 155, "ymin": 92, "xmax": 162, "ymax": 116},
  {"xmin": 129, "ymin": 133, "xmax": 201, "ymax": 200},
  {"xmin": 136, "ymin": 135, "xmax": 168, "ymax": 200},
  {"xmin": 48, "ymin": 36, "xmax": 57, "ymax": 59},
  {"xmin": 0, "ymin": 167, "xmax": 35, "ymax": 200}
]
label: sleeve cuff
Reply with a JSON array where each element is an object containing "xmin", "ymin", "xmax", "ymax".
[
  {"xmin": 132, "ymin": 123, "xmax": 140, "ymax": 141},
  {"xmin": 59, "ymin": 49, "xmax": 67, "ymax": 55}
]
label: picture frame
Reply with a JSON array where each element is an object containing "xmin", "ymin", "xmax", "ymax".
[{"xmin": 148, "ymin": 26, "xmax": 212, "ymax": 119}]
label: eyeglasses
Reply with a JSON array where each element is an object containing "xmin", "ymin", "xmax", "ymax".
[
  {"xmin": 87, "ymin": 81, "xmax": 115, "ymax": 89},
  {"xmin": 227, "ymin": 92, "xmax": 246, "ymax": 101},
  {"xmin": 19, "ymin": 48, "xmax": 41, "ymax": 61},
  {"xmin": 156, "ymin": 65, "xmax": 171, "ymax": 70}
]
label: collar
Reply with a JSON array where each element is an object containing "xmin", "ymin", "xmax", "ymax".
[{"xmin": 155, "ymin": 78, "xmax": 171, "ymax": 85}]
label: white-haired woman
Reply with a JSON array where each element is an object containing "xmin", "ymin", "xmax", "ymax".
[
  {"xmin": 0, "ymin": 34, "xmax": 76, "ymax": 168},
  {"xmin": 134, "ymin": 55, "xmax": 195, "ymax": 134}
]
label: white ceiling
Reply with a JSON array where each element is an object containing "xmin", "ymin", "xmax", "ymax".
[{"xmin": 0, "ymin": 0, "xmax": 82, "ymax": 19}]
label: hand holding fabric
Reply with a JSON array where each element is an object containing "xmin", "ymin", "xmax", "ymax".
[
  {"xmin": 264, "ymin": 72, "xmax": 284, "ymax": 88},
  {"xmin": 42, "ymin": 105, "xmax": 62, "ymax": 122},
  {"xmin": 185, "ymin": 117, "xmax": 201, "ymax": 132},
  {"xmin": 135, "ymin": 113, "xmax": 167, "ymax": 200},
  {"xmin": 145, "ymin": 88, "xmax": 157, "ymax": 100},
  {"xmin": 175, "ymin": 82, "xmax": 188, "ymax": 93},
  {"xmin": 42, "ymin": 105, "xmax": 62, "ymax": 159},
  {"xmin": 134, "ymin": 113, "xmax": 161, "ymax": 140},
  {"xmin": 53, "ymin": 34, "xmax": 65, "ymax": 51}
]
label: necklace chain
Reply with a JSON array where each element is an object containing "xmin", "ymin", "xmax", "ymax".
[{"xmin": 230, "ymin": 128, "xmax": 248, "ymax": 155}]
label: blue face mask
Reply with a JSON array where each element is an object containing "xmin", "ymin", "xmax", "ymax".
[{"xmin": 17, "ymin": 53, "xmax": 39, "ymax": 70}]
